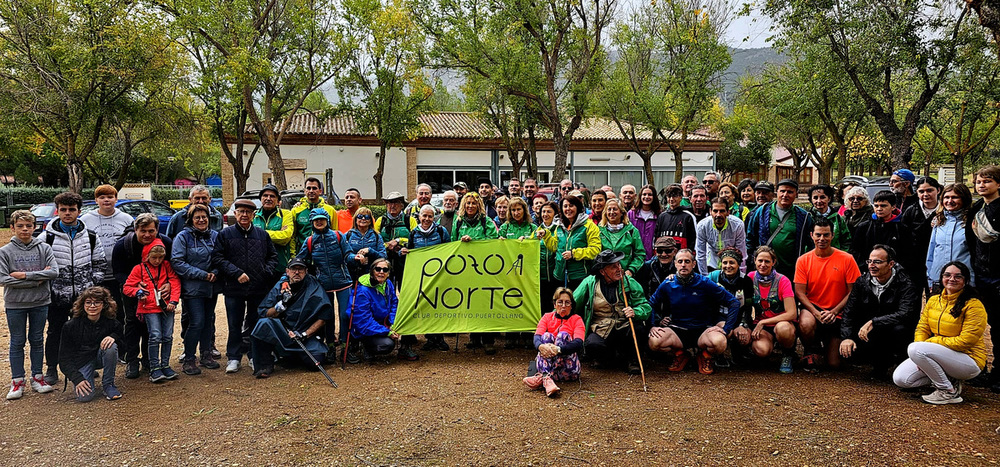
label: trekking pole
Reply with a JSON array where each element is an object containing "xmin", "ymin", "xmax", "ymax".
[
  {"xmin": 342, "ymin": 284, "xmax": 359, "ymax": 370},
  {"xmin": 291, "ymin": 331, "xmax": 337, "ymax": 388},
  {"xmin": 621, "ymin": 281, "xmax": 648, "ymax": 392}
]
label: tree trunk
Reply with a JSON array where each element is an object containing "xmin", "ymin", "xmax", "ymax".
[
  {"xmin": 508, "ymin": 150, "xmax": 523, "ymax": 181},
  {"xmin": 641, "ymin": 151, "xmax": 654, "ymax": 187},
  {"xmin": 526, "ymin": 127, "xmax": 538, "ymax": 179},
  {"xmin": 265, "ymin": 145, "xmax": 287, "ymax": 191},
  {"xmin": 551, "ymin": 133, "xmax": 570, "ymax": 181},
  {"xmin": 887, "ymin": 134, "xmax": 914, "ymax": 170},
  {"xmin": 954, "ymin": 152, "xmax": 965, "ymax": 185},
  {"xmin": 668, "ymin": 130, "xmax": 689, "ymax": 183},
  {"xmin": 66, "ymin": 158, "xmax": 84, "ymax": 194},
  {"xmin": 373, "ymin": 144, "xmax": 387, "ymax": 200}
]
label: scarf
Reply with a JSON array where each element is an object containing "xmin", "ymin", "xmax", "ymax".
[
  {"xmin": 606, "ymin": 223, "xmax": 624, "ymax": 233},
  {"xmin": 755, "ymin": 269, "xmax": 777, "ymax": 284},
  {"xmin": 418, "ymin": 223, "xmax": 436, "ymax": 234},
  {"xmin": 676, "ymin": 273, "xmax": 695, "ymax": 286},
  {"xmin": 870, "ymin": 268, "xmax": 896, "ymax": 299}
]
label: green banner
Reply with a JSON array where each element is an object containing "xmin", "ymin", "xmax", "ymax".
[{"xmin": 394, "ymin": 239, "xmax": 541, "ymax": 334}]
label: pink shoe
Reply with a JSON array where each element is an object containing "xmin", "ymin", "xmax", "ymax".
[
  {"xmin": 542, "ymin": 375, "xmax": 560, "ymax": 397},
  {"xmin": 523, "ymin": 373, "xmax": 544, "ymax": 389}
]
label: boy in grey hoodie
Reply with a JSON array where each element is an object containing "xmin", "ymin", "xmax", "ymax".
[{"xmin": 1, "ymin": 210, "xmax": 59, "ymax": 400}]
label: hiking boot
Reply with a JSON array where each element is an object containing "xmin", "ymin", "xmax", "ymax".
[
  {"xmin": 30, "ymin": 374, "xmax": 54, "ymax": 394},
  {"xmin": 140, "ymin": 360, "xmax": 150, "ymax": 374},
  {"xmin": 523, "ymin": 373, "xmax": 544, "ymax": 390},
  {"xmin": 627, "ymin": 361, "xmax": 642, "ymax": 375},
  {"xmin": 7, "ymin": 378, "xmax": 25, "ymax": 400},
  {"xmin": 398, "ymin": 345, "xmax": 419, "ymax": 361},
  {"xmin": 779, "ymin": 356, "xmax": 794, "ymax": 374},
  {"xmin": 465, "ymin": 339, "xmax": 483, "ymax": 350},
  {"xmin": 344, "ymin": 346, "xmax": 362, "ymax": 365},
  {"xmin": 210, "ymin": 346, "xmax": 222, "ymax": 359},
  {"xmin": 149, "ymin": 369, "xmax": 166, "ymax": 383},
  {"xmin": 668, "ymin": 350, "xmax": 690, "ymax": 372},
  {"xmin": 104, "ymin": 384, "xmax": 123, "ymax": 400},
  {"xmin": 922, "ymin": 388, "xmax": 963, "ymax": 405},
  {"xmin": 484, "ymin": 342, "xmax": 497, "ymax": 355},
  {"xmin": 182, "ymin": 359, "xmax": 201, "ymax": 375},
  {"xmin": 125, "ymin": 361, "xmax": 140, "ymax": 379},
  {"xmin": 43, "ymin": 370, "xmax": 58, "ymax": 386},
  {"xmin": 200, "ymin": 356, "xmax": 220, "ymax": 370},
  {"xmin": 226, "ymin": 360, "xmax": 240, "ymax": 373},
  {"xmin": 161, "ymin": 367, "xmax": 179, "ymax": 380},
  {"xmin": 715, "ymin": 354, "xmax": 733, "ymax": 369},
  {"xmin": 435, "ymin": 338, "xmax": 450, "ymax": 352},
  {"xmin": 504, "ymin": 337, "xmax": 518, "ymax": 350},
  {"xmin": 801, "ymin": 354, "xmax": 820, "ymax": 374},
  {"xmin": 421, "ymin": 339, "xmax": 438, "ymax": 351},
  {"xmin": 697, "ymin": 350, "xmax": 715, "ymax": 375},
  {"xmin": 254, "ymin": 365, "xmax": 273, "ymax": 379},
  {"xmin": 542, "ymin": 375, "xmax": 560, "ymax": 397}
]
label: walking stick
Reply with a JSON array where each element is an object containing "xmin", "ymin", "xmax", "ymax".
[
  {"xmin": 342, "ymin": 284, "xmax": 360, "ymax": 370},
  {"xmin": 621, "ymin": 280, "xmax": 648, "ymax": 392},
  {"xmin": 291, "ymin": 331, "xmax": 338, "ymax": 388}
]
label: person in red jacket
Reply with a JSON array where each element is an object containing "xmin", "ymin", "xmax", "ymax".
[
  {"xmin": 523, "ymin": 287, "xmax": 586, "ymax": 397},
  {"xmin": 123, "ymin": 239, "xmax": 181, "ymax": 383}
]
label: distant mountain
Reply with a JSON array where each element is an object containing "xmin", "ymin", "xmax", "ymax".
[{"xmin": 720, "ymin": 47, "xmax": 787, "ymax": 109}]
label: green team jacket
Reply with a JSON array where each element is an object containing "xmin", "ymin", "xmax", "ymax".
[
  {"xmin": 599, "ymin": 224, "xmax": 646, "ymax": 274},
  {"xmin": 809, "ymin": 208, "xmax": 853, "ymax": 251},
  {"xmin": 451, "ymin": 215, "xmax": 499, "ymax": 241},
  {"xmin": 498, "ymin": 221, "xmax": 536, "ymax": 239},
  {"xmin": 542, "ymin": 215, "xmax": 601, "ymax": 282},
  {"xmin": 572, "ymin": 274, "xmax": 652, "ymax": 331}
]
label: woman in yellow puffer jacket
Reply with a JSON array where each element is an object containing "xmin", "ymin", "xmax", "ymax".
[{"xmin": 893, "ymin": 261, "xmax": 987, "ymax": 405}]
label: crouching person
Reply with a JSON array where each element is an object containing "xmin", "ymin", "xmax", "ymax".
[
  {"xmin": 524, "ymin": 287, "xmax": 585, "ymax": 397},
  {"xmin": 59, "ymin": 287, "xmax": 123, "ymax": 402},
  {"xmin": 250, "ymin": 258, "xmax": 333, "ymax": 378},
  {"xmin": 347, "ymin": 259, "xmax": 400, "ymax": 362}
]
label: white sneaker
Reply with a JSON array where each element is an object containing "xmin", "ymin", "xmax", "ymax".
[
  {"xmin": 225, "ymin": 360, "xmax": 240, "ymax": 373},
  {"xmin": 177, "ymin": 352, "xmax": 187, "ymax": 363},
  {"xmin": 248, "ymin": 358, "xmax": 254, "ymax": 372},
  {"xmin": 7, "ymin": 378, "xmax": 25, "ymax": 400},
  {"xmin": 922, "ymin": 388, "xmax": 963, "ymax": 405},
  {"xmin": 30, "ymin": 374, "xmax": 53, "ymax": 394}
]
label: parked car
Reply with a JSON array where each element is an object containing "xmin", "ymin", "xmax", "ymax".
[
  {"xmin": 79, "ymin": 200, "xmax": 176, "ymax": 233},
  {"xmin": 29, "ymin": 203, "xmax": 58, "ymax": 235},
  {"xmin": 836, "ymin": 176, "xmax": 891, "ymax": 201},
  {"xmin": 223, "ymin": 190, "xmax": 305, "ymax": 225}
]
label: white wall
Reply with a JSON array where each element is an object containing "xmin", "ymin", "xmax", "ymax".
[{"xmin": 238, "ymin": 144, "xmax": 408, "ymax": 198}]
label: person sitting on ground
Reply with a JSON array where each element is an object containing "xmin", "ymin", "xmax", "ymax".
[
  {"xmin": 345, "ymin": 207, "xmax": 387, "ymax": 282},
  {"xmin": 59, "ymin": 287, "xmax": 123, "ymax": 401},
  {"xmin": 893, "ymin": 261, "xmax": 987, "ymax": 404},
  {"xmin": 635, "ymin": 237, "xmax": 678, "ymax": 297},
  {"xmin": 647, "ymin": 249, "xmax": 740, "ymax": 374},
  {"xmin": 2, "ymin": 210, "xmax": 59, "ymax": 400},
  {"xmin": 250, "ymin": 258, "xmax": 334, "ymax": 378},
  {"xmin": 732, "ymin": 246, "xmax": 797, "ymax": 374},
  {"xmin": 850, "ymin": 190, "xmax": 904, "ymax": 269},
  {"xmin": 402, "ymin": 205, "xmax": 451, "ymax": 353},
  {"xmin": 839, "ymin": 245, "xmax": 920, "ymax": 379},
  {"xmin": 123, "ymin": 239, "xmax": 181, "ymax": 383},
  {"xmin": 347, "ymin": 259, "xmax": 401, "ymax": 362},
  {"xmin": 795, "ymin": 218, "xmax": 862, "ymax": 373},
  {"xmin": 572, "ymin": 250, "xmax": 651, "ymax": 374},
  {"xmin": 598, "ymin": 199, "xmax": 645, "ymax": 276},
  {"xmin": 523, "ymin": 287, "xmax": 586, "ymax": 397},
  {"xmin": 695, "ymin": 197, "xmax": 747, "ymax": 274}
]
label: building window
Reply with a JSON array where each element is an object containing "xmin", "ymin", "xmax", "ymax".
[{"xmin": 417, "ymin": 169, "xmax": 490, "ymax": 193}]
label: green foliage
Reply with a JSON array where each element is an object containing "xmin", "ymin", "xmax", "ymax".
[
  {"xmin": 2, "ymin": 187, "xmax": 89, "ymax": 205},
  {"xmin": 13, "ymin": 164, "xmax": 36, "ymax": 186},
  {"xmin": 152, "ymin": 187, "xmax": 224, "ymax": 204},
  {"xmin": 715, "ymin": 105, "xmax": 774, "ymax": 179}
]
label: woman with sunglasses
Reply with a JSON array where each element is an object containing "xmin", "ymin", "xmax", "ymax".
[
  {"xmin": 541, "ymin": 194, "xmax": 601, "ymax": 291},
  {"xmin": 522, "ymin": 287, "xmax": 585, "ymax": 397},
  {"xmin": 346, "ymin": 207, "xmax": 387, "ymax": 282},
  {"xmin": 347, "ymin": 259, "xmax": 401, "ymax": 362},
  {"xmin": 401, "ymin": 204, "xmax": 452, "ymax": 352},
  {"xmin": 842, "ymin": 186, "xmax": 873, "ymax": 234},
  {"xmin": 893, "ymin": 261, "xmax": 987, "ymax": 404},
  {"xmin": 628, "ymin": 184, "xmax": 661, "ymax": 260}
]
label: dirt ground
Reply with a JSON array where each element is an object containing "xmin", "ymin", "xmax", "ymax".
[{"xmin": 1, "ymin": 234, "xmax": 1000, "ymax": 465}]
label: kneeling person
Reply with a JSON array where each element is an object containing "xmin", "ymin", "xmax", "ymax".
[
  {"xmin": 347, "ymin": 259, "xmax": 401, "ymax": 361},
  {"xmin": 573, "ymin": 250, "xmax": 651, "ymax": 374},
  {"xmin": 59, "ymin": 287, "xmax": 123, "ymax": 402},
  {"xmin": 732, "ymin": 246, "xmax": 798, "ymax": 373},
  {"xmin": 250, "ymin": 259, "xmax": 333, "ymax": 378},
  {"xmin": 648, "ymin": 249, "xmax": 740, "ymax": 374}
]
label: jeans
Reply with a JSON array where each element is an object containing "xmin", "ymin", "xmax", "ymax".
[
  {"xmin": 327, "ymin": 288, "xmax": 352, "ymax": 344},
  {"xmin": 122, "ymin": 294, "xmax": 149, "ymax": 364},
  {"xmin": 893, "ymin": 341, "xmax": 982, "ymax": 391},
  {"xmin": 224, "ymin": 295, "xmax": 264, "ymax": 361},
  {"xmin": 44, "ymin": 303, "xmax": 73, "ymax": 375},
  {"xmin": 145, "ymin": 312, "xmax": 176, "ymax": 369},
  {"xmin": 5, "ymin": 305, "xmax": 48, "ymax": 379},
  {"xmin": 76, "ymin": 343, "xmax": 119, "ymax": 402},
  {"xmin": 181, "ymin": 296, "xmax": 218, "ymax": 360}
]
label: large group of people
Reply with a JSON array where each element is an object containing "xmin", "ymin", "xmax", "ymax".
[{"xmin": 3, "ymin": 168, "xmax": 998, "ymax": 406}]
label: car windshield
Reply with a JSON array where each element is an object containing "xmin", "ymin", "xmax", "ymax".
[
  {"xmin": 30, "ymin": 204, "xmax": 55, "ymax": 217},
  {"xmin": 80, "ymin": 204, "xmax": 98, "ymax": 213}
]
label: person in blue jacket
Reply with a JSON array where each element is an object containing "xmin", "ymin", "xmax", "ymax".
[
  {"xmin": 170, "ymin": 204, "xmax": 223, "ymax": 375},
  {"xmin": 647, "ymin": 249, "xmax": 741, "ymax": 375},
  {"xmin": 926, "ymin": 183, "xmax": 975, "ymax": 289},
  {"xmin": 295, "ymin": 208, "xmax": 353, "ymax": 360},
  {"xmin": 347, "ymin": 258, "xmax": 401, "ymax": 361},
  {"xmin": 345, "ymin": 207, "xmax": 386, "ymax": 282}
]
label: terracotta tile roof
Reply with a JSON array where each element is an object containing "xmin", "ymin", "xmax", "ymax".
[{"xmin": 270, "ymin": 112, "xmax": 720, "ymax": 142}]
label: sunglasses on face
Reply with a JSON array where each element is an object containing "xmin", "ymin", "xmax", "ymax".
[
  {"xmin": 656, "ymin": 248, "xmax": 676, "ymax": 254},
  {"xmin": 561, "ymin": 187, "xmax": 571, "ymax": 191},
  {"xmin": 374, "ymin": 267, "xmax": 390, "ymax": 273},
  {"xmin": 356, "ymin": 215, "xmax": 372, "ymax": 220}
]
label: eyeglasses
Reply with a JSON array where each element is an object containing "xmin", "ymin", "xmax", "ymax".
[
  {"xmin": 656, "ymin": 248, "xmax": 676, "ymax": 254},
  {"xmin": 943, "ymin": 272, "xmax": 965, "ymax": 280},
  {"xmin": 847, "ymin": 197, "xmax": 865, "ymax": 202},
  {"xmin": 374, "ymin": 267, "xmax": 390, "ymax": 273},
  {"xmin": 84, "ymin": 301, "xmax": 103, "ymax": 308},
  {"xmin": 865, "ymin": 259, "xmax": 887, "ymax": 265},
  {"xmin": 305, "ymin": 186, "xmax": 321, "ymax": 191},
  {"xmin": 702, "ymin": 180, "xmax": 718, "ymax": 185},
  {"xmin": 356, "ymin": 215, "xmax": 372, "ymax": 220}
]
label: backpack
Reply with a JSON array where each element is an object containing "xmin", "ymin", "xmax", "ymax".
[{"xmin": 305, "ymin": 230, "xmax": 342, "ymax": 253}]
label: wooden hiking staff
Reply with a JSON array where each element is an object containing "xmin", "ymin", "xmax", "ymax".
[{"xmin": 621, "ymin": 280, "xmax": 648, "ymax": 392}]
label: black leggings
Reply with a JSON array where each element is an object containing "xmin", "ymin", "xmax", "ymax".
[{"xmin": 362, "ymin": 335, "xmax": 396, "ymax": 356}]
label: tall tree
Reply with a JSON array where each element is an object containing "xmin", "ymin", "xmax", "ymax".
[
  {"xmin": 417, "ymin": 0, "xmax": 616, "ymax": 180},
  {"xmin": 337, "ymin": 0, "xmax": 432, "ymax": 199},
  {"xmin": 0, "ymin": 0, "xmax": 177, "ymax": 192},
  {"xmin": 766, "ymin": 0, "xmax": 975, "ymax": 170},
  {"xmin": 159, "ymin": 0, "xmax": 344, "ymax": 190},
  {"xmin": 715, "ymin": 104, "xmax": 775, "ymax": 181},
  {"xmin": 599, "ymin": 0, "xmax": 731, "ymax": 184}
]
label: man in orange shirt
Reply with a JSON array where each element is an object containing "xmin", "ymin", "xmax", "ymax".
[
  {"xmin": 794, "ymin": 217, "xmax": 861, "ymax": 373},
  {"xmin": 337, "ymin": 188, "xmax": 362, "ymax": 234}
]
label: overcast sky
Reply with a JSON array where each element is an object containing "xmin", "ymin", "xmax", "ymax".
[{"xmin": 727, "ymin": 9, "xmax": 775, "ymax": 49}]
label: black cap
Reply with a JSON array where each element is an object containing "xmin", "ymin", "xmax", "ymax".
[
  {"xmin": 776, "ymin": 178, "xmax": 799, "ymax": 190},
  {"xmin": 477, "ymin": 177, "xmax": 493, "ymax": 187},
  {"xmin": 259, "ymin": 184, "xmax": 280, "ymax": 199},
  {"xmin": 590, "ymin": 249, "xmax": 625, "ymax": 274},
  {"xmin": 287, "ymin": 258, "xmax": 308, "ymax": 269},
  {"xmin": 754, "ymin": 181, "xmax": 775, "ymax": 192}
]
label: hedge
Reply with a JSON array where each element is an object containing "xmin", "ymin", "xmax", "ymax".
[
  {"xmin": 0, "ymin": 187, "xmax": 92, "ymax": 205},
  {"xmin": 152, "ymin": 187, "xmax": 224, "ymax": 204}
]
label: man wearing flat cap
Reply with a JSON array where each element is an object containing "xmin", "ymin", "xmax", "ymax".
[
  {"xmin": 745, "ymin": 178, "xmax": 814, "ymax": 277},
  {"xmin": 572, "ymin": 250, "xmax": 651, "ymax": 374}
]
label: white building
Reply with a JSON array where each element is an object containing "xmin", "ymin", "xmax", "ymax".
[{"xmin": 222, "ymin": 112, "xmax": 722, "ymax": 202}]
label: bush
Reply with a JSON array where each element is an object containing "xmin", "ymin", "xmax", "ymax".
[
  {"xmin": 2, "ymin": 186, "xmax": 90, "ymax": 205},
  {"xmin": 152, "ymin": 187, "xmax": 224, "ymax": 203}
]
